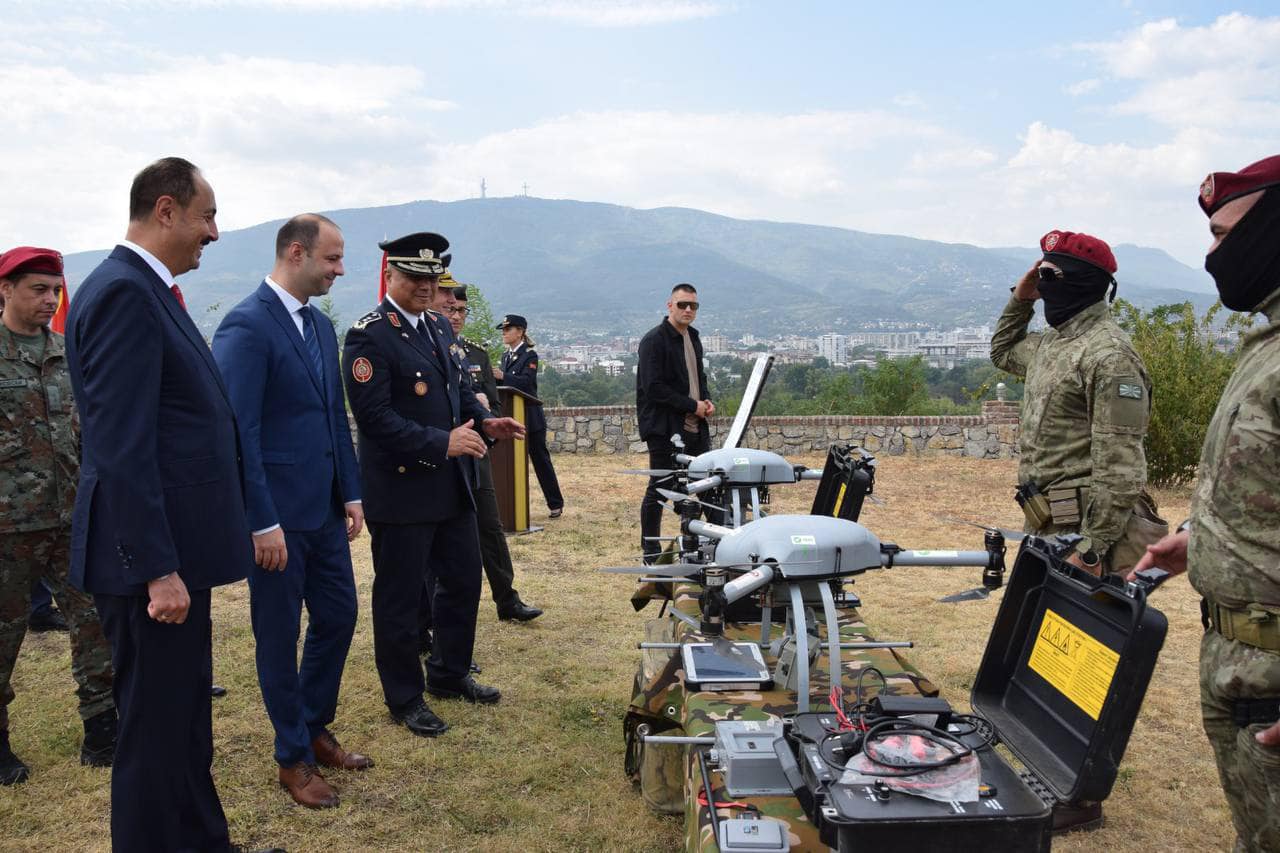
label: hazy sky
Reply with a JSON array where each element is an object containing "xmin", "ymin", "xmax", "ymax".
[{"xmin": 3, "ymin": 1, "xmax": 1277, "ymax": 265}]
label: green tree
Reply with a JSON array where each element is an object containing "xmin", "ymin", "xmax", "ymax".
[
  {"xmin": 456, "ymin": 282, "xmax": 502, "ymax": 360},
  {"xmin": 1113, "ymin": 298, "xmax": 1247, "ymax": 486},
  {"xmin": 316, "ymin": 295, "xmax": 341, "ymax": 331},
  {"xmin": 861, "ymin": 355, "xmax": 929, "ymax": 415}
]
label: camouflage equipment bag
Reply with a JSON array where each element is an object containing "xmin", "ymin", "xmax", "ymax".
[
  {"xmin": 624, "ymin": 618, "xmax": 687, "ymax": 814},
  {"xmin": 1107, "ymin": 491, "xmax": 1169, "ymax": 575}
]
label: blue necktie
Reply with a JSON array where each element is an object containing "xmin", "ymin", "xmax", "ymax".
[{"xmin": 301, "ymin": 306, "xmax": 324, "ymax": 381}]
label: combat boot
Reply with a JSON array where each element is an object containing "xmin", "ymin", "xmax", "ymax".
[
  {"xmin": 80, "ymin": 708, "xmax": 117, "ymax": 767},
  {"xmin": 0, "ymin": 730, "xmax": 30, "ymax": 785}
]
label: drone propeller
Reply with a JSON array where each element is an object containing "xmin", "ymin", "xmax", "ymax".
[
  {"xmin": 655, "ymin": 488, "xmax": 728, "ymax": 515},
  {"xmin": 936, "ymin": 516, "xmax": 1025, "ymax": 541},
  {"xmin": 938, "ymin": 586, "xmax": 992, "ymax": 603}
]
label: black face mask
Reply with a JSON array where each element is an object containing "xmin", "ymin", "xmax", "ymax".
[
  {"xmin": 1205, "ymin": 189, "xmax": 1280, "ymax": 313},
  {"xmin": 1039, "ymin": 254, "xmax": 1114, "ymax": 328}
]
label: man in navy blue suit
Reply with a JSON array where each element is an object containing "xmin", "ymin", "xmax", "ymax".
[
  {"xmin": 343, "ymin": 232, "xmax": 525, "ymax": 738},
  {"xmin": 212, "ymin": 214, "xmax": 371, "ymax": 810},
  {"xmin": 65, "ymin": 158, "xmax": 268, "ymax": 853}
]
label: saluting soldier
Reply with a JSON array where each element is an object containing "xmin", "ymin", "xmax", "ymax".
[
  {"xmin": 990, "ymin": 229, "xmax": 1167, "ymax": 834},
  {"xmin": 343, "ymin": 233, "xmax": 524, "ymax": 738},
  {"xmin": 493, "ymin": 314, "xmax": 564, "ymax": 518},
  {"xmin": 0, "ymin": 247, "xmax": 115, "ymax": 785}
]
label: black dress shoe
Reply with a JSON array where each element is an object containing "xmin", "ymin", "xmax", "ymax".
[
  {"xmin": 548, "ymin": 507, "xmax": 563, "ymax": 518},
  {"xmin": 211, "ymin": 684, "xmax": 228, "ymax": 698},
  {"xmin": 498, "ymin": 601, "xmax": 543, "ymax": 622},
  {"xmin": 427, "ymin": 677, "xmax": 500, "ymax": 705},
  {"xmin": 390, "ymin": 698, "xmax": 450, "ymax": 737},
  {"xmin": 28, "ymin": 606, "xmax": 69, "ymax": 632}
]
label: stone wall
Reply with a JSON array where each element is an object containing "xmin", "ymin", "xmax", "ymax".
[{"xmin": 543, "ymin": 400, "xmax": 1021, "ymax": 458}]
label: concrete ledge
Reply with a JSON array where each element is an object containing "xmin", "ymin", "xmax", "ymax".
[{"xmin": 543, "ymin": 400, "xmax": 1020, "ymax": 458}]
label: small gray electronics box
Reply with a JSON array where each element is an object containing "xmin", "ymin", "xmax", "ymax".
[
  {"xmin": 714, "ymin": 719, "xmax": 790, "ymax": 796},
  {"xmin": 717, "ymin": 817, "xmax": 791, "ymax": 852}
]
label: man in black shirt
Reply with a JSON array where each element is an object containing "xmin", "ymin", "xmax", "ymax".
[{"xmin": 635, "ymin": 283, "xmax": 714, "ymax": 563}]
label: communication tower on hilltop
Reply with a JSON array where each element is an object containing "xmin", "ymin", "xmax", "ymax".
[{"xmin": 480, "ymin": 178, "xmax": 486, "ymax": 199}]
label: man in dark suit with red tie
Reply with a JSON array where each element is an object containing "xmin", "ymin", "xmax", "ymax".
[
  {"xmin": 65, "ymin": 158, "xmax": 267, "ymax": 852},
  {"xmin": 343, "ymin": 232, "xmax": 525, "ymax": 738},
  {"xmin": 212, "ymin": 214, "xmax": 371, "ymax": 810}
]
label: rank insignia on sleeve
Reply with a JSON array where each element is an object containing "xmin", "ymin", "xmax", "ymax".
[
  {"xmin": 1118, "ymin": 382, "xmax": 1143, "ymax": 400},
  {"xmin": 353, "ymin": 311, "xmax": 382, "ymax": 330},
  {"xmin": 352, "ymin": 357, "xmax": 374, "ymax": 383},
  {"xmin": 529, "ymin": 359, "xmax": 538, "ymax": 372},
  {"xmin": 388, "ymin": 312, "xmax": 401, "ymax": 328}
]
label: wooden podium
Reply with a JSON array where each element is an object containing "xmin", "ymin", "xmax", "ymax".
[{"xmin": 491, "ymin": 386, "xmax": 543, "ymax": 534}]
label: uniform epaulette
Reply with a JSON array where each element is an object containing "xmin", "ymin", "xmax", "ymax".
[
  {"xmin": 353, "ymin": 311, "xmax": 383, "ymax": 330},
  {"xmin": 460, "ymin": 336, "xmax": 479, "ymax": 349}
]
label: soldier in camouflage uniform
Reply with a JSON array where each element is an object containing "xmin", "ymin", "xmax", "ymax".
[
  {"xmin": 1131, "ymin": 155, "xmax": 1280, "ymax": 852},
  {"xmin": 991, "ymin": 230, "xmax": 1167, "ymax": 581},
  {"xmin": 0, "ymin": 247, "xmax": 115, "ymax": 785}
]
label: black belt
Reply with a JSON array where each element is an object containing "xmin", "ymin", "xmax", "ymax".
[{"xmin": 1232, "ymin": 698, "xmax": 1280, "ymax": 728}]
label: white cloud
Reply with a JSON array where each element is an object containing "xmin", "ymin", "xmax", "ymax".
[
  {"xmin": 92, "ymin": 0, "xmax": 728, "ymax": 26},
  {"xmin": 1062, "ymin": 78, "xmax": 1100, "ymax": 97},
  {"xmin": 1078, "ymin": 13, "xmax": 1280, "ymax": 132}
]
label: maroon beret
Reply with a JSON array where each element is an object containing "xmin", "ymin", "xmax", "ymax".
[
  {"xmin": 1040, "ymin": 230, "xmax": 1117, "ymax": 275},
  {"xmin": 1199, "ymin": 155, "xmax": 1280, "ymax": 216},
  {"xmin": 0, "ymin": 246, "xmax": 64, "ymax": 280}
]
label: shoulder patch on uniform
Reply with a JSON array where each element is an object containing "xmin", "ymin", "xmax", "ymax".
[
  {"xmin": 1118, "ymin": 382, "xmax": 1143, "ymax": 400},
  {"xmin": 353, "ymin": 311, "xmax": 382, "ymax": 330},
  {"xmin": 351, "ymin": 357, "xmax": 374, "ymax": 383},
  {"xmin": 529, "ymin": 359, "xmax": 539, "ymax": 371}
]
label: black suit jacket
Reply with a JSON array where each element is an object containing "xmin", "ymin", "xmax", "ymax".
[
  {"xmin": 635, "ymin": 317, "xmax": 710, "ymax": 443},
  {"xmin": 65, "ymin": 246, "xmax": 252, "ymax": 595},
  {"xmin": 342, "ymin": 299, "xmax": 490, "ymax": 524},
  {"xmin": 461, "ymin": 338, "xmax": 501, "ymax": 416}
]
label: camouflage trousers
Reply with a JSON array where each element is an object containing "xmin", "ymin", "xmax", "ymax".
[
  {"xmin": 0, "ymin": 528, "xmax": 114, "ymax": 731},
  {"xmin": 1200, "ymin": 630, "xmax": 1280, "ymax": 852}
]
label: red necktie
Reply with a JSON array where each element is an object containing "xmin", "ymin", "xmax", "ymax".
[{"xmin": 170, "ymin": 283, "xmax": 187, "ymax": 311}]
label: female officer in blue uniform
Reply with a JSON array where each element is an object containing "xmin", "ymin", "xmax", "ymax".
[{"xmin": 493, "ymin": 315, "xmax": 564, "ymax": 517}]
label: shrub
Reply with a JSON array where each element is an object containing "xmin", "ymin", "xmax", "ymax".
[{"xmin": 1113, "ymin": 299, "xmax": 1247, "ymax": 486}]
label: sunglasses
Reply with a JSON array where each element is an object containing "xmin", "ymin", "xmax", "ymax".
[
  {"xmin": 446, "ymin": 306, "xmax": 469, "ymax": 317},
  {"xmin": 675, "ymin": 300, "xmax": 700, "ymax": 311},
  {"xmin": 1037, "ymin": 266, "xmax": 1064, "ymax": 282}
]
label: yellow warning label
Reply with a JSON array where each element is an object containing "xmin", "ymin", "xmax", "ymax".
[
  {"xmin": 832, "ymin": 482, "xmax": 847, "ymax": 516},
  {"xmin": 1027, "ymin": 608, "xmax": 1119, "ymax": 720}
]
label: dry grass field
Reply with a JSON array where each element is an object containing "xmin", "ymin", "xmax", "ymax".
[{"xmin": 1, "ymin": 453, "xmax": 1230, "ymax": 852}]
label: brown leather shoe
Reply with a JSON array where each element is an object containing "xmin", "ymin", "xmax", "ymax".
[
  {"xmin": 278, "ymin": 761, "xmax": 339, "ymax": 809},
  {"xmin": 311, "ymin": 729, "xmax": 374, "ymax": 771}
]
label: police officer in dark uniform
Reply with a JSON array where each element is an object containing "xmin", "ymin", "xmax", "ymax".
[
  {"xmin": 342, "ymin": 233, "xmax": 525, "ymax": 737},
  {"xmin": 445, "ymin": 284, "xmax": 542, "ymax": 622},
  {"xmin": 493, "ymin": 315, "xmax": 564, "ymax": 517}
]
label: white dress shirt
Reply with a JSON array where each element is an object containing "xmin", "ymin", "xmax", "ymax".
[
  {"xmin": 119, "ymin": 240, "xmax": 177, "ymax": 290},
  {"xmin": 264, "ymin": 276, "xmax": 307, "ymax": 338}
]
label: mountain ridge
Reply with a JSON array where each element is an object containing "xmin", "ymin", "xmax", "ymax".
[{"xmin": 60, "ymin": 197, "xmax": 1217, "ymax": 336}]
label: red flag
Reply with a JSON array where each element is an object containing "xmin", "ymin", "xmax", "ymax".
[
  {"xmin": 377, "ymin": 251, "xmax": 388, "ymax": 302},
  {"xmin": 50, "ymin": 279, "xmax": 69, "ymax": 333}
]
